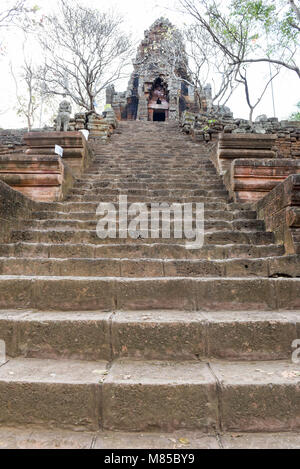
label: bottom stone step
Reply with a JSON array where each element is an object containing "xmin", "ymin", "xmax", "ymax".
[
  {"xmin": 102, "ymin": 359, "xmax": 300, "ymax": 433},
  {"xmin": 0, "ymin": 358, "xmax": 298, "ymax": 433},
  {"xmin": 0, "ymin": 358, "xmax": 106, "ymax": 431},
  {"xmin": 0, "ymin": 427, "xmax": 299, "ymax": 449}
]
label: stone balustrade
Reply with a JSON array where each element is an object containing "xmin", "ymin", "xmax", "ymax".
[
  {"xmin": 217, "ymin": 133, "xmax": 277, "ymax": 174},
  {"xmin": 0, "ymin": 178, "xmax": 38, "ymax": 242},
  {"xmin": 0, "ymin": 110, "xmax": 120, "ymax": 203},
  {"xmin": 224, "ymin": 159, "xmax": 300, "ymax": 203},
  {"xmin": 276, "ymin": 129, "xmax": 300, "ymax": 158},
  {"xmin": 0, "ymin": 154, "xmax": 74, "ymax": 202},
  {"xmin": 24, "ymin": 131, "xmax": 93, "ymax": 177},
  {"xmin": 256, "ymin": 174, "xmax": 300, "ymax": 255},
  {"xmin": 0, "ymin": 131, "xmax": 93, "ymax": 202}
]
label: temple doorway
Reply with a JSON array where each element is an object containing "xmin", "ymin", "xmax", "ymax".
[
  {"xmin": 153, "ymin": 110, "xmax": 166, "ymax": 121},
  {"xmin": 148, "ymin": 77, "xmax": 169, "ymax": 121}
]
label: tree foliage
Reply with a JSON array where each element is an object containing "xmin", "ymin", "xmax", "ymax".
[
  {"xmin": 179, "ymin": 0, "xmax": 300, "ymax": 121},
  {"xmin": 0, "ymin": 0, "xmax": 28, "ymax": 28},
  {"xmin": 0, "ymin": 1, "xmax": 40, "ymax": 54},
  {"xmin": 289, "ymin": 101, "xmax": 300, "ymax": 120},
  {"xmin": 180, "ymin": 0, "xmax": 300, "ymax": 77}
]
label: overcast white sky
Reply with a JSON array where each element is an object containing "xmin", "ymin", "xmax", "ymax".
[{"xmin": 0, "ymin": 0, "xmax": 299, "ymax": 128}]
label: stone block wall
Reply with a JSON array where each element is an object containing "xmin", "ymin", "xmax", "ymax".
[
  {"xmin": 256, "ymin": 174, "xmax": 300, "ymax": 254},
  {"xmin": 0, "ymin": 128, "xmax": 53, "ymax": 152},
  {"xmin": 225, "ymin": 159, "xmax": 300, "ymax": 203},
  {"xmin": 180, "ymin": 112, "xmax": 300, "ymax": 208},
  {"xmin": 0, "ymin": 154, "xmax": 75, "ymax": 202},
  {"xmin": 0, "ymin": 109, "xmax": 114, "ymax": 204},
  {"xmin": 0, "ymin": 178, "xmax": 38, "ymax": 242},
  {"xmin": 0, "ymin": 129, "xmax": 27, "ymax": 156},
  {"xmin": 24, "ymin": 131, "xmax": 93, "ymax": 178},
  {"xmin": 217, "ymin": 134, "xmax": 277, "ymax": 174},
  {"xmin": 0, "ymin": 131, "xmax": 94, "ymax": 202},
  {"xmin": 0, "ymin": 129, "xmax": 27, "ymax": 148},
  {"xmin": 180, "ymin": 111, "xmax": 300, "ymax": 160},
  {"xmin": 276, "ymin": 132, "xmax": 300, "ymax": 159}
]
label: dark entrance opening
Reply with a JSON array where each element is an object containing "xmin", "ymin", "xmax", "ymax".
[{"xmin": 153, "ymin": 110, "xmax": 166, "ymax": 122}]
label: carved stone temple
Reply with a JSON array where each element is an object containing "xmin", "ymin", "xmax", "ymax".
[{"xmin": 106, "ymin": 18, "xmax": 212, "ymax": 121}]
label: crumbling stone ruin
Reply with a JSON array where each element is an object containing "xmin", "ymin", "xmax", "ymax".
[
  {"xmin": 106, "ymin": 18, "xmax": 211, "ymax": 121},
  {"xmin": 181, "ymin": 110, "xmax": 300, "ymax": 161},
  {"xmin": 0, "ymin": 129, "xmax": 27, "ymax": 154}
]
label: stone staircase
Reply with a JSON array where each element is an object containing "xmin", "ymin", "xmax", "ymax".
[{"xmin": 0, "ymin": 121, "xmax": 299, "ymax": 445}]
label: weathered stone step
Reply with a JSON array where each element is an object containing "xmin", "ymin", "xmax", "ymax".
[
  {"xmin": 88, "ymin": 166, "xmax": 215, "ymax": 172},
  {"xmin": 23, "ymin": 219, "xmax": 265, "ymax": 233},
  {"xmin": 90, "ymin": 153, "xmax": 211, "ymax": 157},
  {"xmin": 83, "ymin": 167, "xmax": 217, "ymax": 173},
  {"xmin": 10, "ymin": 229, "xmax": 275, "ymax": 245},
  {"xmin": 85, "ymin": 160, "xmax": 214, "ymax": 166},
  {"xmin": 75, "ymin": 178, "xmax": 224, "ymax": 188},
  {"xmin": 32, "ymin": 209, "xmax": 258, "ymax": 222},
  {"xmin": 90, "ymin": 155, "xmax": 213, "ymax": 160},
  {"xmin": 0, "ymin": 426, "xmax": 299, "ymax": 449},
  {"xmin": 72, "ymin": 183, "xmax": 226, "ymax": 193},
  {"xmin": 0, "ymin": 276, "xmax": 298, "ymax": 311},
  {"xmin": 69, "ymin": 189, "xmax": 229, "ymax": 199},
  {"xmin": 89, "ymin": 169, "xmax": 218, "ymax": 175},
  {"xmin": 36, "ymin": 200, "xmax": 230, "ymax": 212},
  {"xmin": 1, "ymin": 310, "xmax": 299, "ymax": 361},
  {"xmin": 102, "ymin": 359, "xmax": 300, "ymax": 432},
  {"xmin": 85, "ymin": 172, "xmax": 218, "ymax": 179},
  {"xmin": 70, "ymin": 189, "xmax": 229, "ymax": 199},
  {"xmin": 101, "ymin": 147, "xmax": 200, "ymax": 151},
  {"xmin": 1, "ymin": 255, "xmax": 299, "ymax": 278},
  {"xmin": 0, "ymin": 242, "xmax": 284, "ymax": 260},
  {"xmin": 75, "ymin": 178, "xmax": 223, "ymax": 185},
  {"xmin": 97, "ymin": 144, "xmax": 209, "ymax": 148},
  {"xmin": 0, "ymin": 358, "xmax": 106, "ymax": 430},
  {"xmin": 228, "ymin": 202, "xmax": 253, "ymax": 211},
  {"xmin": 23, "ymin": 219, "xmax": 225, "ymax": 231},
  {"xmin": 68, "ymin": 194, "xmax": 230, "ymax": 203},
  {"xmin": 92, "ymin": 159, "xmax": 214, "ymax": 165},
  {"xmin": 0, "ymin": 357, "xmax": 298, "ymax": 432},
  {"xmin": 79, "ymin": 170, "xmax": 219, "ymax": 180},
  {"xmin": 94, "ymin": 157, "xmax": 213, "ymax": 161}
]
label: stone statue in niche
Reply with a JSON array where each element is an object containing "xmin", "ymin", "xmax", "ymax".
[{"xmin": 56, "ymin": 99, "xmax": 72, "ymax": 132}]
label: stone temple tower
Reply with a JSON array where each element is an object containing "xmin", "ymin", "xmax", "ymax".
[{"xmin": 106, "ymin": 18, "xmax": 211, "ymax": 121}]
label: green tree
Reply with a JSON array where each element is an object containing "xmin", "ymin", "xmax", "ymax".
[
  {"xmin": 180, "ymin": 0, "xmax": 283, "ymax": 122},
  {"xmin": 289, "ymin": 101, "xmax": 300, "ymax": 120},
  {"xmin": 180, "ymin": 0, "xmax": 300, "ymax": 78}
]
